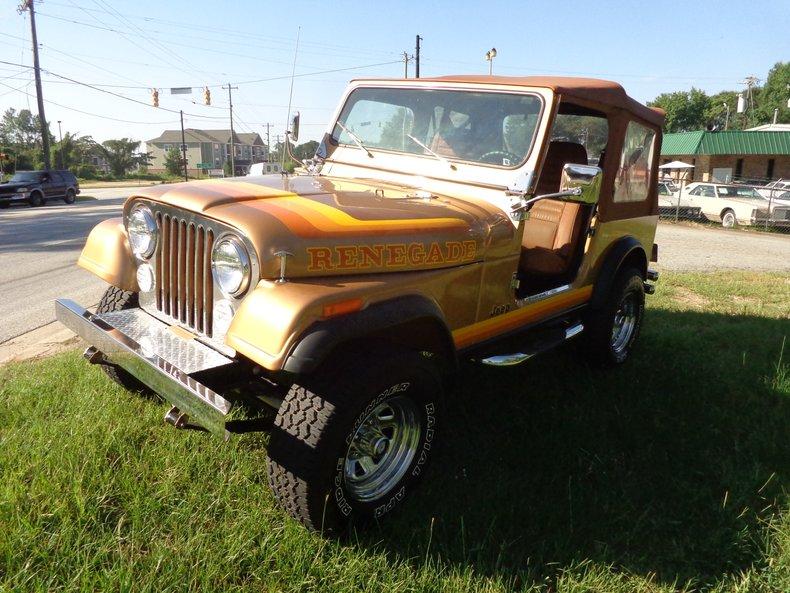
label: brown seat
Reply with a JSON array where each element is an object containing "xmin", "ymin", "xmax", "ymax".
[{"xmin": 519, "ymin": 141, "xmax": 589, "ymax": 276}]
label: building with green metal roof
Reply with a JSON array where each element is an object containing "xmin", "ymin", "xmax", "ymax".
[{"xmin": 660, "ymin": 130, "xmax": 790, "ymax": 184}]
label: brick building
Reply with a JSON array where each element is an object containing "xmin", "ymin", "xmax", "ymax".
[{"xmin": 660, "ymin": 130, "xmax": 790, "ymax": 184}]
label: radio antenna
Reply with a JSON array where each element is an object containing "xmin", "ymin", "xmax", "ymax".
[{"xmin": 282, "ymin": 26, "xmax": 301, "ymax": 171}]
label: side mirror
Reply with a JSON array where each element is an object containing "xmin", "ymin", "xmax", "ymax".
[
  {"xmin": 510, "ymin": 163, "xmax": 602, "ymax": 221},
  {"xmin": 289, "ymin": 112, "xmax": 300, "ymax": 143},
  {"xmin": 558, "ymin": 163, "xmax": 602, "ymax": 205}
]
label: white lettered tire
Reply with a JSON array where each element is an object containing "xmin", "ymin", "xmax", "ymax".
[{"xmin": 266, "ymin": 347, "xmax": 442, "ymax": 533}]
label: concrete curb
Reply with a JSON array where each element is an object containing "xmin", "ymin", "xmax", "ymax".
[{"xmin": 0, "ymin": 321, "xmax": 83, "ymax": 365}]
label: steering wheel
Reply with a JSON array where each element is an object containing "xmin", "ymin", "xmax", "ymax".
[{"xmin": 478, "ymin": 150, "xmax": 520, "ymax": 165}]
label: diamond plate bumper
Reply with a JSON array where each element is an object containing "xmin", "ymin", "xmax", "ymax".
[{"xmin": 55, "ymin": 299, "xmax": 235, "ymax": 438}]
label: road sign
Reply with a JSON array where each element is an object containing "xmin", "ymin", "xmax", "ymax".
[
  {"xmin": 170, "ymin": 87, "xmax": 192, "ymax": 95},
  {"xmin": 196, "ymin": 162, "xmax": 212, "ymax": 169}
]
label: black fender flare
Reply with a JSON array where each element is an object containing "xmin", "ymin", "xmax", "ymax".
[
  {"xmin": 282, "ymin": 294, "xmax": 457, "ymax": 375},
  {"xmin": 589, "ymin": 236, "xmax": 647, "ymax": 309}
]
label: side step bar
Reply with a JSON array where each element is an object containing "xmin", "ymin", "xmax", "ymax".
[{"xmin": 479, "ymin": 322, "xmax": 583, "ymax": 367}]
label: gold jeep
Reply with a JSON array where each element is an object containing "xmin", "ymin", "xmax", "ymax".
[{"xmin": 56, "ymin": 75, "xmax": 664, "ymax": 532}]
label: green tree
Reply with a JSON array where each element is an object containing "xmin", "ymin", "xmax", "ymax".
[
  {"xmin": 0, "ymin": 108, "xmax": 54, "ymax": 170},
  {"xmin": 705, "ymin": 91, "xmax": 740, "ymax": 130},
  {"xmin": 94, "ymin": 138, "xmax": 150, "ymax": 177},
  {"xmin": 648, "ymin": 88, "xmax": 710, "ymax": 132},
  {"xmin": 754, "ymin": 62, "xmax": 790, "ymax": 125},
  {"xmin": 164, "ymin": 146, "xmax": 183, "ymax": 176},
  {"xmin": 52, "ymin": 132, "xmax": 95, "ymax": 169},
  {"xmin": 293, "ymin": 140, "xmax": 319, "ymax": 161}
]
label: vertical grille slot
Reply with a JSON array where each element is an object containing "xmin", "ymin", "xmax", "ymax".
[{"xmin": 153, "ymin": 211, "xmax": 214, "ymax": 338}]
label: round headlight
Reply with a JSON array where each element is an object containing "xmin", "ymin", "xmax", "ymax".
[
  {"xmin": 211, "ymin": 236, "xmax": 251, "ymax": 297},
  {"xmin": 128, "ymin": 205, "xmax": 157, "ymax": 259}
]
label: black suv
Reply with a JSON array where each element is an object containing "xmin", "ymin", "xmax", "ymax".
[{"xmin": 0, "ymin": 170, "xmax": 80, "ymax": 208}]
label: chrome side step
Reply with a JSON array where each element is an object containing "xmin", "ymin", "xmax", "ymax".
[{"xmin": 480, "ymin": 322, "xmax": 584, "ymax": 367}]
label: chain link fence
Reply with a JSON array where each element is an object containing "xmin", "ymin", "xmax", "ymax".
[{"xmin": 658, "ymin": 174, "xmax": 790, "ymax": 234}]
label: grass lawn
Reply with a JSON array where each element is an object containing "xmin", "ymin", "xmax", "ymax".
[{"xmin": 1, "ymin": 272, "xmax": 788, "ymax": 592}]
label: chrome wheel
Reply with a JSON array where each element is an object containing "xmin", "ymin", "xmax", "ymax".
[
  {"xmin": 344, "ymin": 396, "xmax": 421, "ymax": 502},
  {"xmin": 611, "ymin": 293, "xmax": 637, "ymax": 354}
]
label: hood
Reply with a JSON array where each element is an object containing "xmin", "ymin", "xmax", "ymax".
[
  {"xmin": 132, "ymin": 175, "xmax": 514, "ymax": 279},
  {"xmin": 0, "ymin": 182, "xmax": 30, "ymax": 194}
]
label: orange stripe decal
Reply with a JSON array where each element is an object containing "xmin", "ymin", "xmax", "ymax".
[{"xmin": 452, "ymin": 286, "xmax": 593, "ymax": 349}]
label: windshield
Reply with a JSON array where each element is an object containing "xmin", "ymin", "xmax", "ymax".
[
  {"xmin": 717, "ymin": 186, "xmax": 762, "ymax": 198},
  {"xmin": 9, "ymin": 171, "xmax": 41, "ymax": 183},
  {"xmin": 332, "ymin": 87, "xmax": 543, "ymax": 168}
]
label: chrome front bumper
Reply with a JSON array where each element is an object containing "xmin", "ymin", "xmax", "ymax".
[{"xmin": 55, "ymin": 299, "xmax": 235, "ymax": 438}]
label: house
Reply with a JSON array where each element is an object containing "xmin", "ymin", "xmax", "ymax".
[
  {"xmin": 660, "ymin": 130, "xmax": 790, "ymax": 184},
  {"xmin": 145, "ymin": 129, "xmax": 268, "ymax": 176}
]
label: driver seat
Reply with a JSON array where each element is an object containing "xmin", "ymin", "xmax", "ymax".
[{"xmin": 519, "ymin": 141, "xmax": 589, "ymax": 276}]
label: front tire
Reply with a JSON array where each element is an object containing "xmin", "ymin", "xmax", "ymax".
[
  {"xmin": 583, "ymin": 267, "xmax": 645, "ymax": 366},
  {"xmin": 28, "ymin": 191, "xmax": 44, "ymax": 207},
  {"xmin": 95, "ymin": 286, "xmax": 152, "ymax": 394},
  {"xmin": 266, "ymin": 348, "xmax": 442, "ymax": 533}
]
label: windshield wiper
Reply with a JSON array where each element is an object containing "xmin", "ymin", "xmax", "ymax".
[
  {"xmin": 335, "ymin": 121, "xmax": 373, "ymax": 158},
  {"xmin": 406, "ymin": 134, "xmax": 456, "ymax": 171}
]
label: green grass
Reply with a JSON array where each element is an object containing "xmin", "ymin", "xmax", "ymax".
[{"xmin": 1, "ymin": 272, "xmax": 789, "ymax": 592}]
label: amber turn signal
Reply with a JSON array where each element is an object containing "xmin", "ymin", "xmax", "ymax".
[{"xmin": 322, "ymin": 298, "xmax": 363, "ymax": 319}]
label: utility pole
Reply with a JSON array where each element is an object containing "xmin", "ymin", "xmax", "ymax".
[
  {"xmin": 19, "ymin": 0, "xmax": 51, "ymax": 170},
  {"xmin": 415, "ymin": 35, "xmax": 422, "ymax": 78},
  {"xmin": 265, "ymin": 123, "xmax": 271, "ymax": 161},
  {"xmin": 57, "ymin": 120, "xmax": 64, "ymax": 168},
  {"xmin": 403, "ymin": 51, "xmax": 409, "ymax": 78},
  {"xmin": 222, "ymin": 83, "xmax": 238, "ymax": 176},
  {"xmin": 179, "ymin": 110, "xmax": 188, "ymax": 182}
]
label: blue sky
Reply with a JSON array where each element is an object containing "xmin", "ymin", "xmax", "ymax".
[{"xmin": 0, "ymin": 0, "xmax": 788, "ymax": 145}]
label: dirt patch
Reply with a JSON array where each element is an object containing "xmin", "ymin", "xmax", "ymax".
[{"xmin": 672, "ymin": 287, "xmax": 710, "ymax": 309}]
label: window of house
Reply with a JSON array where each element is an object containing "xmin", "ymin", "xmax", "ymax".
[
  {"xmin": 767, "ymin": 158, "xmax": 775, "ymax": 180},
  {"xmin": 735, "ymin": 158, "xmax": 744, "ymax": 179},
  {"xmin": 613, "ymin": 121, "xmax": 656, "ymax": 203}
]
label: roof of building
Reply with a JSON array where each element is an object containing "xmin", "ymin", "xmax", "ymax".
[
  {"xmin": 745, "ymin": 123, "xmax": 790, "ymax": 132},
  {"xmin": 661, "ymin": 130, "xmax": 790, "ymax": 156},
  {"xmin": 352, "ymin": 75, "xmax": 665, "ymax": 126},
  {"xmin": 147, "ymin": 129, "xmax": 264, "ymax": 145}
]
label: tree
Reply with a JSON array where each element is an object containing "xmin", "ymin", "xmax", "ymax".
[
  {"xmin": 93, "ymin": 138, "xmax": 150, "ymax": 177},
  {"xmin": 52, "ymin": 132, "xmax": 95, "ymax": 169},
  {"xmin": 648, "ymin": 88, "xmax": 710, "ymax": 133},
  {"xmin": 293, "ymin": 140, "xmax": 319, "ymax": 161},
  {"xmin": 164, "ymin": 146, "xmax": 183, "ymax": 176},
  {"xmin": 754, "ymin": 62, "xmax": 790, "ymax": 125},
  {"xmin": 0, "ymin": 108, "xmax": 54, "ymax": 170},
  {"xmin": 705, "ymin": 90, "xmax": 740, "ymax": 130}
]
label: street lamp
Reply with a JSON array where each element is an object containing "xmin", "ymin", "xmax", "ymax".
[
  {"xmin": 57, "ymin": 120, "xmax": 64, "ymax": 169},
  {"xmin": 722, "ymin": 103, "xmax": 730, "ymax": 130},
  {"xmin": 485, "ymin": 47, "xmax": 497, "ymax": 75}
]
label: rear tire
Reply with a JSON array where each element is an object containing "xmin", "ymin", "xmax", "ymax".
[
  {"xmin": 64, "ymin": 188, "xmax": 76, "ymax": 204},
  {"xmin": 721, "ymin": 209, "xmax": 737, "ymax": 228},
  {"xmin": 583, "ymin": 267, "xmax": 645, "ymax": 367},
  {"xmin": 266, "ymin": 347, "xmax": 442, "ymax": 533},
  {"xmin": 95, "ymin": 286, "xmax": 153, "ymax": 394}
]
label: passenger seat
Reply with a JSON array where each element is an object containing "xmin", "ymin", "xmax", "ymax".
[{"xmin": 519, "ymin": 141, "xmax": 589, "ymax": 276}]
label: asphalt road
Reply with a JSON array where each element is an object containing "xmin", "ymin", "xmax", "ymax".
[
  {"xmin": 0, "ymin": 189, "xmax": 127, "ymax": 344},
  {"xmin": 1, "ymin": 191, "xmax": 789, "ymax": 345}
]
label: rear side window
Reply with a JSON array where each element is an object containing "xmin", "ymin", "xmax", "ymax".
[{"xmin": 613, "ymin": 121, "xmax": 656, "ymax": 203}]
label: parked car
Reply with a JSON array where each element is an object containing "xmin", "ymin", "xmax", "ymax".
[
  {"xmin": 680, "ymin": 182, "xmax": 771, "ymax": 227},
  {"xmin": 247, "ymin": 162, "xmax": 282, "ymax": 176},
  {"xmin": 0, "ymin": 170, "xmax": 80, "ymax": 207},
  {"xmin": 57, "ymin": 75, "xmax": 663, "ymax": 533},
  {"xmin": 657, "ymin": 180, "xmax": 701, "ymax": 219},
  {"xmin": 752, "ymin": 189, "xmax": 790, "ymax": 228},
  {"xmin": 757, "ymin": 179, "xmax": 790, "ymax": 200}
]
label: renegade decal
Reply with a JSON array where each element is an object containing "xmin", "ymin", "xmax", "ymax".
[{"xmin": 307, "ymin": 241, "xmax": 476, "ymax": 271}]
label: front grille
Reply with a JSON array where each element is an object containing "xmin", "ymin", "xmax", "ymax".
[{"xmin": 154, "ymin": 211, "xmax": 214, "ymax": 337}]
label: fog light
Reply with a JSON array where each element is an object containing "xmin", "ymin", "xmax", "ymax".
[
  {"xmin": 213, "ymin": 299, "xmax": 235, "ymax": 336},
  {"xmin": 136, "ymin": 263, "xmax": 155, "ymax": 292}
]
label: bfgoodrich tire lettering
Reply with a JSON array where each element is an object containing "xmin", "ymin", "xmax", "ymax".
[
  {"xmin": 266, "ymin": 348, "xmax": 441, "ymax": 533},
  {"xmin": 583, "ymin": 267, "xmax": 645, "ymax": 366}
]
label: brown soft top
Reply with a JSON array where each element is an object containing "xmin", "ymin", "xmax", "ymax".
[{"xmin": 352, "ymin": 74, "xmax": 665, "ymax": 127}]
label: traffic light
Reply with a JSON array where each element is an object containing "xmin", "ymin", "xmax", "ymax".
[
  {"xmin": 203, "ymin": 87, "xmax": 211, "ymax": 106},
  {"xmin": 151, "ymin": 88, "xmax": 159, "ymax": 108}
]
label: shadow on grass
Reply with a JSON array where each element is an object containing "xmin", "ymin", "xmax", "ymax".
[{"xmin": 360, "ymin": 308, "xmax": 790, "ymax": 588}]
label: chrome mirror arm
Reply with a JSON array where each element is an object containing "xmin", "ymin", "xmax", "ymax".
[{"xmin": 509, "ymin": 188, "xmax": 583, "ymax": 220}]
